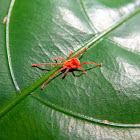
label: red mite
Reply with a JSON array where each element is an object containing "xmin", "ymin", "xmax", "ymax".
[{"xmin": 32, "ymin": 47, "xmax": 102, "ymax": 89}]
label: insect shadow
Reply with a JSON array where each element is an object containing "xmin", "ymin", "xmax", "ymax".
[
  {"xmin": 35, "ymin": 64, "xmax": 99, "ymax": 83},
  {"xmin": 71, "ymin": 65, "xmax": 99, "ymax": 77}
]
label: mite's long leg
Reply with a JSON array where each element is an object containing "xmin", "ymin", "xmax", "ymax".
[
  {"xmin": 32, "ymin": 63, "xmax": 64, "ymax": 67},
  {"xmin": 62, "ymin": 68, "xmax": 70, "ymax": 78},
  {"xmin": 69, "ymin": 51, "xmax": 74, "ymax": 59},
  {"xmin": 79, "ymin": 67, "xmax": 87, "ymax": 74},
  {"xmin": 41, "ymin": 67, "xmax": 66, "ymax": 89},
  {"xmin": 55, "ymin": 57, "xmax": 66, "ymax": 62},
  {"xmin": 79, "ymin": 62, "xmax": 102, "ymax": 66},
  {"xmin": 74, "ymin": 47, "xmax": 88, "ymax": 58}
]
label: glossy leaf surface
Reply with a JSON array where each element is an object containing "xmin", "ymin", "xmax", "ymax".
[{"xmin": 0, "ymin": 0, "xmax": 140, "ymax": 139}]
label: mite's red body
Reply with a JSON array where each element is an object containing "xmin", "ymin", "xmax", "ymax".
[
  {"xmin": 32, "ymin": 47, "xmax": 102, "ymax": 89},
  {"xmin": 64, "ymin": 58, "xmax": 80, "ymax": 69}
]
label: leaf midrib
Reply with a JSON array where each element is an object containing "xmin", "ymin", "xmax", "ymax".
[{"xmin": 0, "ymin": 2, "xmax": 139, "ymax": 123}]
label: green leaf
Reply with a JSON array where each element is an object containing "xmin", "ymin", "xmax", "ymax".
[
  {"xmin": 0, "ymin": 0, "xmax": 140, "ymax": 139},
  {"xmin": 0, "ymin": 0, "xmax": 16, "ymax": 110}
]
